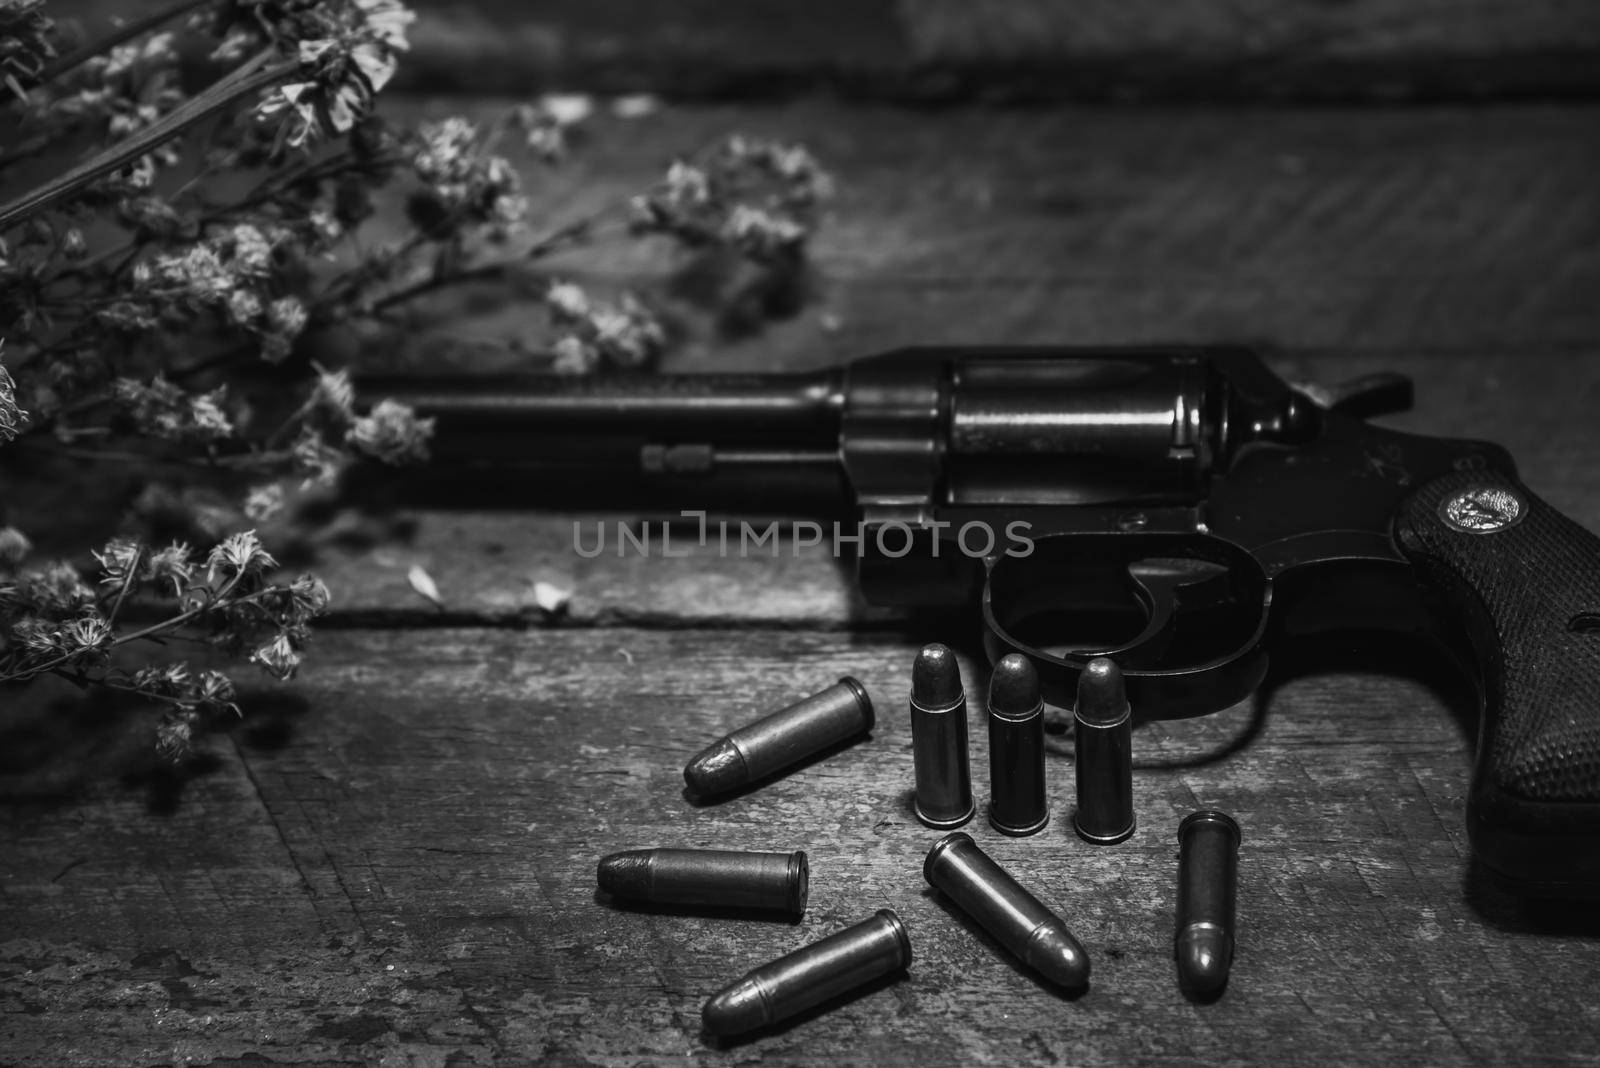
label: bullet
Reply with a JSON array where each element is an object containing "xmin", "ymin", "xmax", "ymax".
[
  {"xmin": 684, "ymin": 677, "xmax": 874, "ymax": 799},
  {"xmin": 910, "ymin": 644, "xmax": 975, "ymax": 829},
  {"xmin": 987, "ymin": 653, "xmax": 1048, "ymax": 836},
  {"xmin": 1072, "ymin": 657, "xmax": 1135, "ymax": 844},
  {"xmin": 924, "ymin": 832, "xmax": 1090, "ymax": 991},
  {"xmin": 596, "ymin": 848, "xmax": 808, "ymax": 917},
  {"xmin": 701, "ymin": 909, "xmax": 912, "ymax": 1036},
  {"xmin": 1175, "ymin": 810, "xmax": 1241, "ymax": 997}
]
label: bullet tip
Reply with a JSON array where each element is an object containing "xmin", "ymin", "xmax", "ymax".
[
  {"xmin": 683, "ymin": 738, "xmax": 749, "ymax": 799},
  {"xmin": 988, "ymin": 654, "xmax": 1041, "ymax": 718},
  {"xmin": 701, "ymin": 978, "xmax": 770, "ymax": 1037},
  {"xmin": 911, "ymin": 644, "xmax": 963, "ymax": 709},
  {"xmin": 1075, "ymin": 656, "xmax": 1128, "ymax": 726},
  {"xmin": 1176, "ymin": 926, "xmax": 1233, "ymax": 997},
  {"xmin": 1026, "ymin": 924, "xmax": 1091, "ymax": 992},
  {"xmin": 595, "ymin": 849, "xmax": 651, "ymax": 899}
]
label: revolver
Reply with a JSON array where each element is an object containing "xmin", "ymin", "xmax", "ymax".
[{"xmin": 359, "ymin": 347, "xmax": 1600, "ymax": 896}]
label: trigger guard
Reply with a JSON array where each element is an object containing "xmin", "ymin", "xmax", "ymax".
[{"xmin": 981, "ymin": 532, "xmax": 1273, "ymax": 718}]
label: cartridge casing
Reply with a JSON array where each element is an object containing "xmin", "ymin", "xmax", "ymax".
[
  {"xmin": 1072, "ymin": 657, "xmax": 1135, "ymax": 844},
  {"xmin": 924, "ymin": 832, "xmax": 1090, "ymax": 991},
  {"xmin": 988, "ymin": 655, "xmax": 1048, "ymax": 836},
  {"xmin": 1175, "ymin": 809, "xmax": 1241, "ymax": 997},
  {"xmin": 596, "ymin": 848, "xmax": 808, "ymax": 916},
  {"xmin": 685, "ymin": 676, "xmax": 874, "ymax": 799},
  {"xmin": 910, "ymin": 646, "xmax": 975, "ymax": 829},
  {"xmin": 701, "ymin": 909, "xmax": 913, "ymax": 1035}
]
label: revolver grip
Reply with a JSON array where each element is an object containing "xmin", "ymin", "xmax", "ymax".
[{"xmin": 1395, "ymin": 468, "xmax": 1600, "ymax": 895}]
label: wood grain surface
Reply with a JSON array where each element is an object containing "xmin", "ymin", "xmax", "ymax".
[
  {"xmin": 365, "ymin": 101, "xmax": 1600, "ymax": 364},
  {"xmin": 4, "ymin": 90, "xmax": 1600, "ymax": 1065},
  {"xmin": 5, "ymin": 630, "xmax": 1600, "ymax": 1065}
]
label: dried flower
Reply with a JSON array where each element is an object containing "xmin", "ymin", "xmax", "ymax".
[
  {"xmin": 511, "ymin": 95, "xmax": 591, "ymax": 162},
  {"xmin": 722, "ymin": 204, "xmax": 806, "ymax": 260},
  {"xmin": 194, "ymin": 669, "xmax": 238, "ymax": 711},
  {"xmin": 0, "ymin": 346, "xmax": 28, "ymax": 443},
  {"xmin": 346, "ymin": 398, "xmax": 433, "ymax": 464},
  {"xmin": 0, "ymin": 0, "xmax": 825, "ymax": 768},
  {"xmin": 0, "ymin": 526, "xmax": 32, "ymax": 567},
  {"xmin": 0, "ymin": 0, "xmax": 56, "ymax": 99},
  {"xmin": 1, "ymin": 561, "xmax": 97, "ymax": 619},
  {"xmin": 409, "ymin": 117, "xmax": 523, "ymax": 232},
  {"xmin": 311, "ymin": 367, "xmax": 355, "ymax": 420},
  {"xmin": 155, "ymin": 708, "xmax": 198, "ymax": 762},
  {"xmin": 115, "ymin": 377, "xmax": 235, "ymax": 443},
  {"xmin": 207, "ymin": 530, "xmax": 276, "ymax": 579},
  {"xmin": 254, "ymin": 0, "xmax": 414, "ymax": 149},
  {"xmin": 250, "ymin": 631, "xmax": 302, "ymax": 680},
  {"xmin": 94, "ymin": 536, "xmax": 142, "ymax": 588},
  {"xmin": 291, "ymin": 426, "xmax": 346, "ymax": 486},
  {"xmin": 143, "ymin": 542, "xmax": 193, "ymax": 597},
  {"xmin": 545, "ymin": 281, "xmax": 592, "ymax": 323},
  {"xmin": 288, "ymin": 574, "xmax": 331, "ymax": 617},
  {"xmin": 267, "ymin": 296, "xmax": 309, "ymax": 338},
  {"xmin": 228, "ymin": 288, "xmax": 264, "ymax": 327},
  {"xmin": 9, "ymin": 617, "xmax": 61, "ymax": 659},
  {"xmin": 631, "ymin": 136, "xmax": 830, "ymax": 260},
  {"xmin": 244, "ymin": 483, "xmax": 287, "ymax": 522},
  {"xmin": 590, "ymin": 294, "xmax": 665, "ymax": 368},
  {"xmin": 59, "ymin": 615, "xmax": 113, "ymax": 665},
  {"xmin": 130, "ymin": 661, "xmax": 191, "ymax": 696}
]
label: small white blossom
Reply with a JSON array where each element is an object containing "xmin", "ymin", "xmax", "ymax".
[
  {"xmin": 346, "ymin": 399, "xmax": 434, "ymax": 464},
  {"xmin": 94, "ymin": 536, "xmax": 142, "ymax": 587},
  {"xmin": 207, "ymin": 530, "xmax": 276, "ymax": 579},
  {"xmin": 0, "ymin": 526, "xmax": 31, "ymax": 566},
  {"xmin": 244, "ymin": 483, "xmax": 287, "ymax": 522},
  {"xmin": 545, "ymin": 281, "xmax": 591, "ymax": 322},
  {"xmin": 249, "ymin": 631, "xmax": 302, "ymax": 680},
  {"xmin": 144, "ymin": 542, "xmax": 193, "ymax": 596},
  {"xmin": 227, "ymin": 288, "xmax": 263, "ymax": 326},
  {"xmin": 0, "ymin": 347, "xmax": 27, "ymax": 442},
  {"xmin": 312, "ymin": 368, "xmax": 355, "ymax": 420}
]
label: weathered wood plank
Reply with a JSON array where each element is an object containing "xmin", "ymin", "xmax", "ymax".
[
  {"xmin": 4, "ymin": 628, "xmax": 1599, "ymax": 1064},
  {"xmin": 367, "ymin": 102, "xmax": 1600, "ymax": 362}
]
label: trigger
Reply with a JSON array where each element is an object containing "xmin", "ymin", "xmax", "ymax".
[{"xmin": 1115, "ymin": 558, "xmax": 1234, "ymax": 669}]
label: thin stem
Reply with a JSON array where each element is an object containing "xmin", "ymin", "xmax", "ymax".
[
  {"xmin": 0, "ymin": 50, "xmax": 297, "ymax": 232},
  {"xmin": 364, "ymin": 212, "xmax": 614, "ymax": 316},
  {"xmin": 104, "ymin": 544, "xmax": 145, "ymax": 628},
  {"xmin": 0, "ymin": 576, "xmax": 260, "ymax": 684}
]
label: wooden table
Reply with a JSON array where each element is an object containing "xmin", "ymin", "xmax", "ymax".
[{"xmin": 4, "ymin": 91, "xmax": 1600, "ymax": 1064}]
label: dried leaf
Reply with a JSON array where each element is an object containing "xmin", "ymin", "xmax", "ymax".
[
  {"xmin": 407, "ymin": 564, "xmax": 442, "ymax": 607},
  {"xmin": 532, "ymin": 580, "xmax": 571, "ymax": 614}
]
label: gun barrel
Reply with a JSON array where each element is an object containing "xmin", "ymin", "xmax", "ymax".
[
  {"xmin": 361, "ymin": 371, "xmax": 845, "ymax": 449},
  {"xmin": 353, "ymin": 371, "xmax": 851, "ymax": 511},
  {"xmin": 354, "ymin": 349, "xmax": 1237, "ymax": 514}
]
